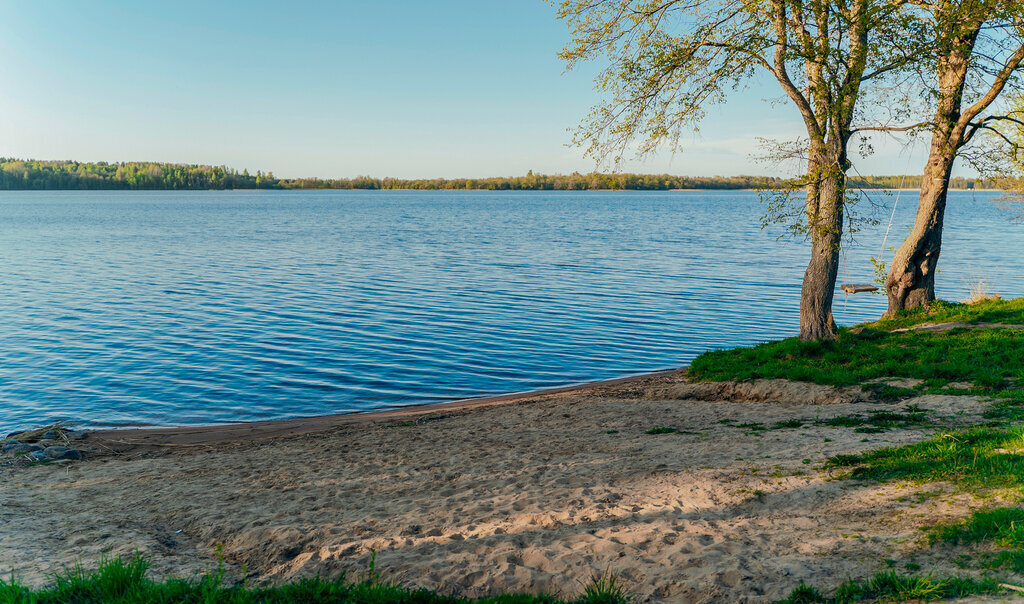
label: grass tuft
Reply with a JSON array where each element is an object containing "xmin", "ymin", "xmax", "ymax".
[
  {"xmin": 580, "ymin": 572, "xmax": 629, "ymax": 604},
  {"xmin": 0, "ymin": 554, "xmax": 630, "ymax": 604},
  {"xmin": 777, "ymin": 572, "xmax": 1002, "ymax": 603},
  {"xmin": 776, "ymin": 581, "xmax": 824, "ymax": 603},
  {"xmin": 644, "ymin": 427, "xmax": 676, "ymax": 435}
]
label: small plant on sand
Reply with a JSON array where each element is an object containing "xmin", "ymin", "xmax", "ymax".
[
  {"xmin": 644, "ymin": 427, "xmax": 676, "ymax": 435},
  {"xmin": 777, "ymin": 581, "xmax": 824, "ymax": 603},
  {"xmin": 580, "ymin": 572, "xmax": 628, "ymax": 604}
]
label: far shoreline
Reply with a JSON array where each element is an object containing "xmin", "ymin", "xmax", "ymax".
[{"xmin": 8, "ymin": 187, "xmax": 1005, "ymax": 193}]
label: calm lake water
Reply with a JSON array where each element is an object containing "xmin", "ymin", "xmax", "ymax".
[{"xmin": 1, "ymin": 190, "xmax": 1021, "ymax": 432}]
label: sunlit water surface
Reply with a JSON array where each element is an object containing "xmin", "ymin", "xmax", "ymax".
[{"xmin": 1, "ymin": 190, "xmax": 1021, "ymax": 432}]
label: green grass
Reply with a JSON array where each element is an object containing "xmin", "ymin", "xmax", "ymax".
[
  {"xmin": 931, "ymin": 507, "xmax": 1024, "ymax": 548},
  {"xmin": 868, "ymin": 298, "xmax": 1024, "ymax": 331},
  {"xmin": 0, "ymin": 554, "xmax": 629, "ymax": 604},
  {"xmin": 722, "ymin": 406, "xmax": 933, "ymax": 435},
  {"xmin": 688, "ymin": 299, "xmax": 1024, "ymax": 391},
  {"xmin": 644, "ymin": 426, "xmax": 676, "ymax": 434},
  {"xmin": 929, "ymin": 507, "xmax": 1024, "ymax": 573},
  {"xmin": 775, "ymin": 571, "xmax": 1002, "ymax": 603},
  {"xmin": 825, "ymin": 426, "xmax": 1024, "ymax": 488}
]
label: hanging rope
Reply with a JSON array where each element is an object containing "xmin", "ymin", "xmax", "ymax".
[
  {"xmin": 878, "ymin": 146, "xmax": 919, "ymax": 265},
  {"xmin": 878, "ymin": 174, "xmax": 908, "ymax": 261},
  {"xmin": 841, "ymin": 244, "xmax": 850, "ymax": 309}
]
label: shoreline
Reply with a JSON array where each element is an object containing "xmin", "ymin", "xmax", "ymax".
[{"xmin": 83, "ymin": 368, "xmax": 686, "ymax": 452}]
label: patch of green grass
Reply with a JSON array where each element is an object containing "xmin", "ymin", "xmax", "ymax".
[
  {"xmin": 983, "ymin": 389, "xmax": 1024, "ymax": 426},
  {"xmin": 929, "ymin": 507, "xmax": 1024, "ymax": 573},
  {"xmin": 0, "ymin": 554, "xmax": 630, "ymax": 604},
  {"xmin": 580, "ymin": 572, "xmax": 628, "ymax": 604},
  {"xmin": 777, "ymin": 571, "xmax": 1002, "ymax": 603},
  {"xmin": 688, "ymin": 299, "xmax": 1024, "ymax": 391},
  {"xmin": 728, "ymin": 407, "xmax": 933, "ymax": 435},
  {"xmin": 823, "ymin": 409, "xmax": 932, "ymax": 433},
  {"xmin": 826, "ymin": 427, "xmax": 1024, "ymax": 493},
  {"xmin": 986, "ymin": 549, "xmax": 1024, "ymax": 573},
  {"xmin": 735, "ymin": 422, "xmax": 766, "ymax": 432},
  {"xmin": 870, "ymin": 298, "xmax": 1024, "ymax": 331},
  {"xmin": 644, "ymin": 426, "xmax": 677, "ymax": 435},
  {"xmin": 776, "ymin": 581, "xmax": 824, "ymax": 603},
  {"xmin": 931, "ymin": 507, "xmax": 1024, "ymax": 548}
]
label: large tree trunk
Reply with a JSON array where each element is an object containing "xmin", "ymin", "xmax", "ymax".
[
  {"xmin": 884, "ymin": 15, "xmax": 984, "ymax": 315},
  {"xmin": 800, "ymin": 155, "xmax": 845, "ymax": 341},
  {"xmin": 884, "ymin": 149, "xmax": 955, "ymax": 313}
]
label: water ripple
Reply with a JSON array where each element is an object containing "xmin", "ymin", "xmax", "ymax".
[{"xmin": 1, "ymin": 189, "xmax": 1021, "ymax": 432}]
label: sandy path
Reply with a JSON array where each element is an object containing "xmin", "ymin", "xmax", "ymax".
[{"xmin": 0, "ymin": 384, "xmax": 1001, "ymax": 602}]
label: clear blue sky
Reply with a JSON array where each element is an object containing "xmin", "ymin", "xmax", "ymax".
[{"xmin": 0, "ymin": 0, "xmax": 933, "ymax": 179}]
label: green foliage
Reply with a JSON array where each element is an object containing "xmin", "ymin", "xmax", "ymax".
[
  {"xmin": 822, "ymin": 409, "xmax": 931, "ymax": 432},
  {"xmin": 929, "ymin": 507, "xmax": 1024, "ymax": 573},
  {"xmin": 776, "ymin": 581, "xmax": 824, "ymax": 603},
  {"xmin": 580, "ymin": 573, "xmax": 628, "ymax": 604},
  {"xmin": 644, "ymin": 426, "xmax": 677, "ymax": 434},
  {"xmin": 0, "ymin": 159, "xmax": 273, "ymax": 191},
  {"xmin": 282, "ymin": 173, "xmax": 788, "ymax": 191},
  {"xmin": 930, "ymin": 507, "xmax": 1024, "ymax": 549},
  {"xmin": 869, "ymin": 256, "xmax": 889, "ymax": 289},
  {"xmin": 825, "ymin": 427, "xmax": 1024, "ymax": 490},
  {"xmin": 0, "ymin": 159, "xmax": 993, "ymax": 191},
  {"xmin": 688, "ymin": 299, "xmax": 1024, "ymax": 390},
  {"xmin": 0, "ymin": 554, "xmax": 630, "ymax": 604},
  {"xmin": 870, "ymin": 298, "xmax": 1024, "ymax": 331},
  {"xmin": 777, "ymin": 572, "xmax": 1001, "ymax": 603}
]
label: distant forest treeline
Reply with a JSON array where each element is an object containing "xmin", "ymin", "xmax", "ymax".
[{"xmin": 0, "ymin": 159, "xmax": 993, "ymax": 191}]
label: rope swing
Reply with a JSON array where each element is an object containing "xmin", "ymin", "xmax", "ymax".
[{"xmin": 839, "ymin": 152, "xmax": 914, "ymax": 297}]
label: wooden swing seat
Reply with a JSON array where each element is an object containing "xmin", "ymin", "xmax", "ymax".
[{"xmin": 840, "ymin": 283, "xmax": 879, "ymax": 294}]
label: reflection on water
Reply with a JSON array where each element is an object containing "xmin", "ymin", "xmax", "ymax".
[{"xmin": 0, "ymin": 189, "xmax": 1019, "ymax": 431}]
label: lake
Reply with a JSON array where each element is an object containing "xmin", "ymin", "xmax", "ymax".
[{"xmin": 1, "ymin": 189, "xmax": 1020, "ymax": 432}]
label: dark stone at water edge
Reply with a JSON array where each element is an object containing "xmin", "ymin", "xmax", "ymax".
[
  {"xmin": 2, "ymin": 441, "xmax": 43, "ymax": 454},
  {"xmin": 44, "ymin": 446, "xmax": 83, "ymax": 460}
]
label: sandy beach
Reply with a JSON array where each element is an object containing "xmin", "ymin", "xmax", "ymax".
[{"xmin": 0, "ymin": 373, "xmax": 1007, "ymax": 602}]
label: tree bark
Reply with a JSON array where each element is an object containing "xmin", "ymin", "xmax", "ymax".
[
  {"xmin": 884, "ymin": 25, "xmax": 972, "ymax": 315},
  {"xmin": 884, "ymin": 149, "xmax": 955, "ymax": 313},
  {"xmin": 800, "ymin": 150, "xmax": 845, "ymax": 341}
]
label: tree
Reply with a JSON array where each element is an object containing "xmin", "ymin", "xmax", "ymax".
[
  {"xmin": 554, "ymin": 0, "xmax": 911, "ymax": 340},
  {"xmin": 880, "ymin": 1, "xmax": 1024, "ymax": 313}
]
